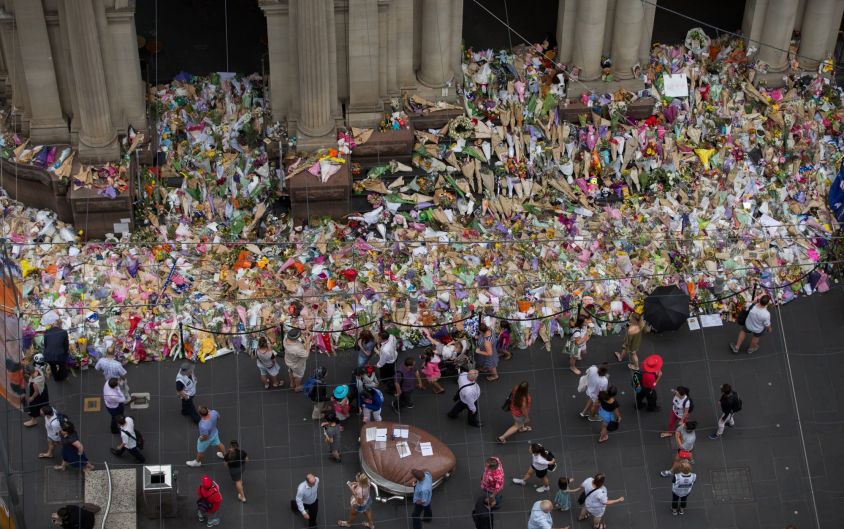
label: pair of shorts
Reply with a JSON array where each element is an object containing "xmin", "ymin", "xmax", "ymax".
[
  {"xmin": 513, "ymin": 414, "xmax": 527, "ymax": 427},
  {"xmin": 355, "ymin": 497, "xmax": 373, "ymax": 513},
  {"xmin": 228, "ymin": 467, "xmax": 243, "ymax": 482},
  {"xmin": 257, "ymin": 362, "xmax": 280, "ymax": 377},
  {"xmin": 197, "ymin": 432, "xmax": 221, "ymax": 453},
  {"xmin": 743, "ymin": 326, "xmax": 764, "ymax": 337},
  {"xmin": 532, "ymin": 465, "xmax": 548, "ymax": 478}
]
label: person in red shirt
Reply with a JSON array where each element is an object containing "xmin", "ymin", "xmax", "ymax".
[
  {"xmin": 480, "ymin": 456, "xmax": 504, "ymax": 508},
  {"xmin": 496, "ymin": 381, "xmax": 532, "ymax": 443},
  {"xmin": 196, "ymin": 475, "xmax": 222, "ymax": 527},
  {"xmin": 636, "ymin": 355, "xmax": 663, "ymax": 412}
]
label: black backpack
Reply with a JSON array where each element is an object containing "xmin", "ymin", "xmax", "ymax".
[
  {"xmin": 687, "ymin": 397, "xmax": 695, "ymax": 413},
  {"xmin": 732, "ymin": 392, "xmax": 743, "ymax": 412}
]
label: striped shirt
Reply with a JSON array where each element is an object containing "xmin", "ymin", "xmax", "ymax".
[{"xmin": 95, "ymin": 357, "xmax": 127, "ymax": 380}]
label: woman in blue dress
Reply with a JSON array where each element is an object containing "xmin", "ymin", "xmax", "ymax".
[{"xmin": 55, "ymin": 421, "xmax": 94, "ymax": 472}]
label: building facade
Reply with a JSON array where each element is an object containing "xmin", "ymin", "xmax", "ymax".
[{"xmin": 0, "ymin": 0, "xmax": 841, "ymax": 158}]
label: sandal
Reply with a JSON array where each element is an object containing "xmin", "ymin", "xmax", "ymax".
[
  {"xmin": 496, "ymin": 436, "xmax": 506, "ymax": 444},
  {"xmin": 598, "ymin": 436, "xmax": 609, "ymax": 443},
  {"xmin": 263, "ymin": 383, "xmax": 270, "ymax": 390},
  {"xmin": 38, "ymin": 453, "xmax": 52, "ymax": 459},
  {"xmin": 337, "ymin": 521, "xmax": 350, "ymax": 527},
  {"xmin": 613, "ymin": 352, "xmax": 623, "ymax": 362},
  {"xmin": 659, "ymin": 432, "xmax": 672, "ymax": 438},
  {"xmin": 578, "ymin": 515, "xmax": 589, "ymax": 521}
]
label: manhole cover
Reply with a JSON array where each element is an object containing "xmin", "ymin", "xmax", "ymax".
[
  {"xmin": 43, "ymin": 467, "xmax": 84, "ymax": 504},
  {"xmin": 711, "ymin": 467, "xmax": 754, "ymax": 503}
]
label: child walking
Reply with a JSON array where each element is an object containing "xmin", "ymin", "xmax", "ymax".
[
  {"xmin": 416, "ymin": 350, "xmax": 444, "ymax": 394},
  {"xmin": 553, "ymin": 476, "xmax": 582, "ymax": 511}
]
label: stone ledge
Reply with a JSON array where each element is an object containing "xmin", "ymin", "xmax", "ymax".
[{"xmin": 85, "ymin": 468, "xmax": 137, "ymax": 529}]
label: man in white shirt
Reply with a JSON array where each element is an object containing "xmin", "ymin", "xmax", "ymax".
[
  {"xmin": 290, "ymin": 473, "xmax": 319, "ymax": 528},
  {"xmin": 38, "ymin": 407, "xmax": 63, "ymax": 459},
  {"xmin": 579, "ymin": 363, "xmax": 609, "ymax": 422},
  {"xmin": 731, "ymin": 295, "xmax": 772, "ymax": 354},
  {"xmin": 111, "ymin": 415, "xmax": 145, "ymax": 463},
  {"xmin": 375, "ymin": 331, "xmax": 398, "ymax": 392},
  {"xmin": 527, "ymin": 499, "xmax": 567, "ymax": 529},
  {"xmin": 447, "ymin": 370, "xmax": 482, "ymax": 427},
  {"xmin": 103, "ymin": 378, "xmax": 128, "ymax": 434},
  {"xmin": 95, "ymin": 347, "xmax": 132, "ymax": 402}
]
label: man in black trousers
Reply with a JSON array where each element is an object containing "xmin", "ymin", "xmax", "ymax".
[{"xmin": 42, "ymin": 312, "xmax": 70, "ymax": 382}]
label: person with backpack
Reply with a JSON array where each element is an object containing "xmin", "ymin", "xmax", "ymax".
[
  {"xmin": 596, "ymin": 387, "xmax": 621, "ymax": 444},
  {"xmin": 39, "ymin": 407, "xmax": 65, "ymax": 460},
  {"xmin": 731, "ymin": 294, "xmax": 772, "ymax": 354},
  {"xmin": 709, "ymin": 383, "xmax": 742, "ymax": 440},
  {"xmin": 196, "ymin": 475, "xmax": 222, "ymax": 527},
  {"xmin": 578, "ymin": 473, "xmax": 624, "ymax": 529},
  {"xmin": 670, "ymin": 461, "xmax": 696, "ymax": 515},
  {"xmin": 304, "ymin": 367, "xmax": 329, "ymax": 420},
  {"xmin": 634, "ymin": 355, "xmax": 662, "ymax": 412},
  {"xmin": 111, "ymin": 415, "xmax": 145, "ymax": 463},
  {"xmin": 660, "ymin": 386, "xmax": 692, "ymax": 438},
  {"xmin": 23, "ymin": 353, "xmax": 50, "ymax": 427},
  {"xmin": 359, "ymin": 388, "xmax": 384, "ymax": 423},
  {"xmin": 512, "ymin": 443, "xmax": 557, "ymax": 493},
  {"xmin": 447, "ymin": 369, "xmax": 482, "ymax": 427}
]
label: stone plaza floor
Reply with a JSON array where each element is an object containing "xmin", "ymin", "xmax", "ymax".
[{"xmin": 5, "ymin": 286, "xmax": 844, "ymax": 529}]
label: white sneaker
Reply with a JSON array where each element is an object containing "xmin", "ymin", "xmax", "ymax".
[
  {"xmin": 186, "ymin": 460, "xmax": 201, "ymax": 467},
  {"xmin": 660, "ymin": 470, "xmax": 672, "ymax": 477},
  {"xmin": 216, "ymin": 452, "xmax": 225, "ymax": 459},
  {"xmin": 536, "ymin": 485, "xmax": 550, "ymax": 493},
  {"xmin": 512, "ymin": 478, "xmax": 526, "ymax": 485}
]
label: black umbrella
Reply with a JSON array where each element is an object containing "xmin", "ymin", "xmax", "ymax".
[{"xmin": 643, "ymin": 285, "xmax": 690, "ymax": 332}]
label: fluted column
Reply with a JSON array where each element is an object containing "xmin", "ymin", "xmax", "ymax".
[
  {"xmin": 757, "ymin": 0, "xmax": 799, "ymax": 71},
  {"xmin": 261, "ymin": 1, "xmax": 291, "ymax": 122},
  {"xmin": 450, "ymin": 0, "xmax": 464, "ymax": 86},
  {"xmin": 417, "ymin": 0, "xmax": 451, "ymax": 88},
  {"xmin": 556, "ymin": 0, "xmax": 576, "ymax": 64},
  {"xmin": 612, "ymin": 0, "xmax": 644, "ymax": 79},
  {"xmin": 14, "ymin": 0, "xmax": 66, "ymax": 143},
  {"xmin": 799, "ymin": 0, "xmax": 843, "ymax": 68},
  {"xmin": 638, "ymin": 0, "xmax": 657, "ymax": 66},
  {"xmin": 742, "ymin": 0, "xmax": 769, "ymax": 47},
  {"xmin": 105, "ymin": 4, "xmax": 147, "ymax": 131},
  {"xmin": 395, "ymin": 0, "xmax": 415, "ymax": 88},
  {"xmin": 347, "ymin": 0, "xmax": 382, "ymax": 125},
  {"xmin": 295, "ymin": 0, "xmax": 335, "ymax": 143},
  {"xmin": 825, "ymin": 0, "xmax": 844, "ymax": 54},
  {"xmin": 64, "ymin": 0, "xmax": 118, "ymax": 162},
  {"xmin": 572, "ymin": 0, "xmax": 609, "ymax": 81}
]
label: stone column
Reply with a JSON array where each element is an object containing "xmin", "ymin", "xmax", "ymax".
[
  {"xmin": 0, "ymin": 14, "xmax": 30, "ymax": 126},
  {"xmin": 799, "ymin": 0, "xmax": 842, "ymax": 67},
  {"xmin": 572, "ymin": 0, "xmax": 608, "ymax": 81},
  {"xmin": 295, "ymin": 0, "xmax": 335, "ymax": 145},
  {"xmin": 638, "ymin": 0, "xmax": 657, "ymax": 67},
  {"xmin": 261, "ymin": 1, "xmax": 291, "ymax": 123},
  {"xmin": 395, "ymin": 0, "xmax": 415, "ymax": 89},
  {"xmin": 602, "ymin": 0, "xmax": 616, "ymax": 56},
  {"xmin": 612, "ymin": 0, "xmax": 644, "ymax": 79},
  {"xmin": 63, "ymin": 0, "xmax": 119, "ymax": 162},
  {"xmin": 347, "ymin": 0, "xmax": 382, "ymax": 126},
  {"xmin": 105, "ymin": 3, "xmax": 147, "ymax": 131},
  {"xmin": 387, "ymin": 0, "xmax": 399, "ymax": 94},
  {"xmin": 742, "ymin": 0, "xmax": 769, "ymax": 47},
  {"xmin": 417, "ymin": 0, "xmax": 451, "ymax": 87},
  {"xmin": 757, "ymin": 0, "xmax": 799, "ymax": 71},
  {"xmin": 92, "ymin": 0, "xmax": 122, "ymax": 131},
  {"xmin": 13, "ymin": 0, "xmax": 66, "ymax": 143},
  {"xmin": 450, "ymin": 0, "xmax": 464, "ymax": 86},
  {"xmin": 556, "ymin": 0, "xmax": 576, "ymax": 64},
  {"xmin": 825, "ymin": 0, "xmax": 844, "ymax": 55}
]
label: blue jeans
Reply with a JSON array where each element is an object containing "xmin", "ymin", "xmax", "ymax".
[
  {"xmin": 411, "ymin": 503, "xmax": 432, "ymax": 529},
  {"xmin": 357, "ymin": 352, "xmax": 370, "ymax": 368}
]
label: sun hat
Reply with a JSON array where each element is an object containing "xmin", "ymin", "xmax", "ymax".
[
  {"xmin": 642, "ymin": 354, "xmax": 663, "ymax": 373},
  {"xmin": 333, "ymin": 384, "xmax": 349, "ymax": 399},
  {"xmin": 286, "ymin": 328, "xmax": 301, "ymax": 340}
]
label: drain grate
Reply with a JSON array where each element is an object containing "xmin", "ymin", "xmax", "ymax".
[
  {"xmin": 43, "ymin": 467, "xmax": 84, "ymax": 504},
  {"xmin": 711, "ymin": 467, "xmax": 754, "ymax": 503}
]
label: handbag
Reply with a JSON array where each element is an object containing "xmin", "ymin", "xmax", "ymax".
[
  {"xmin": 577, "ymin": 485, "xmax": 599, "ymax": 505},
  {"xmin": 577, "ymin": 374, "xmax": 588, "ymax": 393},
  {"xmin": 607, "ymin": 420, "xmax": 619, "ymax": 432},
  {"xmin": 736, "ymin": 303, "xmax": 753, "ymax": 326},
  {"xmin": 453, "ymin": 382, "xmax": 476, "ymax": 402},
  {"xmin": 120, "ymin": 425, "xmax": 145, "ymax": 450},
  {"xmin": 501, "ymin": 391, "xmax": 513, "ymax": 411}
]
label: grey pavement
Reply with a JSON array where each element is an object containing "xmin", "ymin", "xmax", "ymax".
[{"xmin": 5, "ymin": 287, "xmax": 844, "ymax": 529}]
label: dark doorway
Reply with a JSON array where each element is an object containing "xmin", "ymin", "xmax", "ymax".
[
  {"xmin": 653, "ymin": 0, "xmax": 747, "ymax": 44},
  {"xmin": 135, "ymin": 0, "xmax": 268, "ymax": 83}
]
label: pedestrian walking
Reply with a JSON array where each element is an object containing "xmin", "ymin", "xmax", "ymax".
[
  {"xmin": 578, "ymin": 473, "xmax": 624, "ymax": 529},
  {"xmin": 709, "ymin": 384, "xmax": 742, "ymax": 440},
  {"xmin": 513, "ymin": 443, "xmax": 557, "ymax": 493},
  {"xmin": 320, "ymin": 414, "xmax": 342, "ymax": 462},
  {"xmin": 596, "ymin": 387, "xmax": 621, "ymax": 444},
  {"xmin": 497, "ymin": 381, "xmax": 532, "ymax": 443},
  {"xmin": 447, "ymin": 369, "xmax": 482, "ymax": 427},
  {"xmin": 670, "ymin": 461, "xmax": 696, "ymax": 515},
  {"xmin": 284, "ymin": 328, "xmax": 311, "ymax": 392},
  {"xmin": 223, "ymin": 440, "xmax": 249, "ymax": 503},
  {"xmin": 196, "ymin": 475, "xmax": 222, "ymax": 527},
  {"xmin": 393, "ymin": 357, "xmax": 417, "ymax": 411},
  {"xmin": 331, "ymin": 385, "xmax": 351, "ymax": 421},
  {"xmin": 634, "ymin": 355, "xmax": 662, "ymax": 412},
  {"xmin": 497, "ymin": 320, "xmax": 512, "ymax": 360},
  {"xmin": 613, "ymin": 312, "xmax": 644, "ymax": 370},
  {"xmin": 481, "ymin": 456, "xmax": 505, "ymax": 507},
  {"xmin": 176, "ymin": 362, "xmax": 200, "ymax": 424},
  {"xmin": 42, "ymin": 312, "xmax": 70, "ymax": 382},
  {"xmin": 39, "ymin": 407, "xmax": 64, "ymax": 459},
  {"xmin": 54, "ymin": 421, "xmax": 94, "ymax": 472},
  {"xmin": 111, "ymin": 415, "xmax": 145, "ymax": 463},
  {"xmin": 94, "ymin": 347, "xmax": 131, "ymax": 400},
  {"xmin": 51, "ymin": 504, "xmax": 99, "ymax": 529},
  {"xmin": 660, "ymin": 386, "xmax": 692, "ymax": 438},
  {"xmin": 375, "ymin": 330, "xmax": 398, "ymax": 392},
  {"xmin": 337, "ymin": 473, "xmax": 375, "ymax": 528},
  {"xmin": 416, "ymin": 350, "xmax": 444, "ymax": 394},
  {"xmin": 291, "ymin": 473, "xmax": 319, "ymax": 528},
  {"xmin": 305, "ymin": 366, "xmax": 330, "ymax": 420},
  {"xmin": 186, "ymin": 406, "xmax": 226, "ymax": 467},
  {"xmin": 255, "ymin": 337, "xmax": 282, "ymax": 389},
  {"xmin": 731, "ymin": 294, "xmax": 772, "ymax": 354},
  {"xmin": 103, "ymin": 378, "xmax": 128, "ymax": 434},
  {"xmin": 356, "ymin": 330, "xmax": 377, "ymax": 368},
  {"xmin": 579, "ymin": 364, "xmax": 609, "ymax": 421},
  {"xmin": 472, "ymin": 496, "xmax": 495, "ymax": 529},
  {"xmin": 553, "ymin": 477, "xmax": 581, "ymax": 512},
  {"xmin": 566, "ymin": 315, "xmax": 592, "ymax": 375},
  {"xmin": 527, "ymin": 499, "xmax": 568, "ymax": 529},
  {"xmin": 23, "ymin": 353, "xmax": 50, "ymax": 427},
  {"xmin": 359, "ymin": 388, "xmax": 384, "ymax": 423},
  {"xmin": 410, "ymin": 468, "xmax": 433, "ymax": 529},
  {"xmin": 660, "ymin": 421, "xmax": 697, "ymax": 477},
  {"xmin": 475, "ymin": 322, "xmax": 499, "ymax": 381}
]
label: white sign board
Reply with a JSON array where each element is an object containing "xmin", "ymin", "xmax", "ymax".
[{"xmin": 663, "ymin": 73, "xmax": 690, "ymax": 98}]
